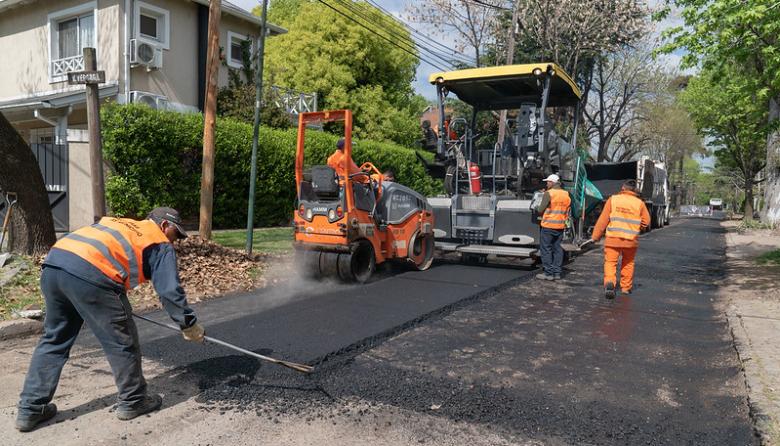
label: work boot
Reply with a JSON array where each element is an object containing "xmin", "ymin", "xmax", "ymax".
[
  {"xmin": 535, "ymin": 273, "xmax": 554, "ymax": 281},
  {"xmin": 15, "ymin": 403, "xmax": 57, "ymax": 432},
  {"xmin": 116, "ymin": 394, "xmax": 162, "ymax": 421},
  {"xmin": 604, "ymin": 282, "xmax": 616, "ymax": 299},
  {"xmin": 553, "ymin": 274, "xmax": 562, "ymax": 281}
]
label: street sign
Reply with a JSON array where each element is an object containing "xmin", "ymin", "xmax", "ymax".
[{"xmin": 67, "ymin": 70, "xmax": 105, "ymax": 85}]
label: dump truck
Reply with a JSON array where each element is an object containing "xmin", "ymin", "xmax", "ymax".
[{"xmin": 585, "ymin": 157, "xmax": 670, "ymax": 229}]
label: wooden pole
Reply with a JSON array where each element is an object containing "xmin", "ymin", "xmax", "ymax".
[
  {"xmin": 83, "ymin": 47, "xmax": 106, "ymax": 222},
  {"xmin": 199, "ymin": 0, "xmax": 221, "ymax": 239}
]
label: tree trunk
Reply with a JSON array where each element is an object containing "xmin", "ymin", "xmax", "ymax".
[
  {"xmin": 0, "ymin": 112, "xmax": 56, "ymax": 255},
  {"xmin": 762, "ymin": 97, "xmax": 780, "ymax": 224},
  {"xmin": 744, "ymin": 175, "xmax": 754, "ymax": 222}
]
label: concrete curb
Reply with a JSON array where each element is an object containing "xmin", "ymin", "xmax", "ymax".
[
  {"xmin": 726, "ymin": 307, "xmax": 774, "ymax": 445},
  {"xmin": 0, "ymin": 318, "xmax": 43, "ymax": 341}
]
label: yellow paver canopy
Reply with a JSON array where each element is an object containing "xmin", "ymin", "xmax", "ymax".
[{"xmin": 429, "ymin": 63, "xmax": 581, "ymax": 109}]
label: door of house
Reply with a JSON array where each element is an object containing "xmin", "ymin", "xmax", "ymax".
[{"xmin": 31, "ymin": 143, "xmax": 69, "ymax": 231}]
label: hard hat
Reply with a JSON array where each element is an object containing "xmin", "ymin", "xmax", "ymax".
[{"xmin": 542, "ymin": 174, "xmax": 560, "ymax": 183}]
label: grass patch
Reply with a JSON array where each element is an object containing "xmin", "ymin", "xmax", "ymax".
[
  {"xmin": 738, "ymin": 219, "xmax": 776, "ymax": 232},
  {"xmin": 0, "ymin": 256, "xmax": 43, "ymax": 321},
  {"xmin": 757, "ymin": 249, "xmax": 780, "ymax": 266},
  {"xmin": 212, "ymin": 227, "xmax": 293, "ymax": 254}
]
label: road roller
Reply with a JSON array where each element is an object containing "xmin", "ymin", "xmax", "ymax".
[{"xmin": 292, "ymin": 109, "xmax": 436, "ymax": 283}]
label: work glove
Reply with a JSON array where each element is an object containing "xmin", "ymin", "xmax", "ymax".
[{"xmin": 182, "ymin": 323, "xmax": 205, "ymax": 343}]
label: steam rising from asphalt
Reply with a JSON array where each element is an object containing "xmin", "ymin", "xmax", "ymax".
[{"xmin": 246, "ymin": 255, "xmax": 349, "ymax": 312}]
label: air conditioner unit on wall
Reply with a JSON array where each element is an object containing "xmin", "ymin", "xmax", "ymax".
[
  {"xmin": 130, "ymin": 91, "xmax": 169, "ymax": 110},
  {"xmin": 130, "ymin": 39, "xmax": 163, "ymax": 69}
]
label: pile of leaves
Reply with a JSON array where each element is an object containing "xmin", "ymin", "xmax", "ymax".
[{"xmin": 128, "ymin": 236, "xmax": 273, "ymax": 312}]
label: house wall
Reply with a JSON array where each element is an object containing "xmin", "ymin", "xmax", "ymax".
[
  {"xmin": 217, "ymin": 13, "xmax": 262, "ymax": 88},
  {"xmin": 0, "ymin": 0, "xmax": 121, "ymax": 102},
  {"xmin": 127, "ymin": 0, "xmax": 199, "ymax": 107},
  {"xmin": 66, "ymin": 130, "xmax": 94, "ymax": 231},
  {"xmin": 127, "ymin": 0, "xmax": 263, "ymax": 109}
]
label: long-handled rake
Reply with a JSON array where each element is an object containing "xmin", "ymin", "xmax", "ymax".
[{"xmin": 133, "ymin": 313, "xmax": 314, "ymax": 374}]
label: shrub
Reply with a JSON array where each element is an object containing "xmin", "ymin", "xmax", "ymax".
[{"xmin": 101, "ymin": 103, "xmax": 440, "ymax": 228}]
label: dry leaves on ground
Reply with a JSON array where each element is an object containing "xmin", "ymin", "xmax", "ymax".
[{"xmin": 128, "ymin": 236, "xmax": 279, "ymax": 313}]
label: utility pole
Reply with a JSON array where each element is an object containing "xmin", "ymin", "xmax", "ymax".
[
  {"xmin": 82, "ymin": 47, "xmax": 106, "ymax": 222},
  {"xmin": 199, "ymin": 0, "xmax": 221, "ymax": 239},
  {"xmin": 245, "ymin": 0, "xmax": 269, "ymax": 254},
  {"xmin": 495, "ymin": 0, "xmax": 521, "ymax": 152}
]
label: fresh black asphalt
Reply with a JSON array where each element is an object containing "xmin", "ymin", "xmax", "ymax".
[{"xmin": 78, "ymin": 218, "xmax": 757, "ymax": 444}]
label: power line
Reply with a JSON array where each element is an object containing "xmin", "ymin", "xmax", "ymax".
[
  {"xmin": 466, "ymin": 0, "xmax": 511, "ymax": 11},
  {"xmin": 363, "ymin": 0, "xmax": 477, "ymax": 65},
  {"xmin": 317, "ymin": 0, "xmax": 450, "ymax": 71},
  {"xmin": 329, "ymin": 0, "xmax": 457, "ymax": 68},
  {"xmin": 328, "ymin": 0, "xmax": 464, "ymax": 69}
]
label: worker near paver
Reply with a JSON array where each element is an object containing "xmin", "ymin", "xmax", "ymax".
[
  {"xmin": 382, "ymin": 169, "xmax": 395, "ymax": 182},
  {"xmin": 327, "ymin": 138, "xmax": 369, "ymax": 184},
  {"xmin": 536, "ymin": 174, "xmax": 571, "ymax": 281},
  {"xmin": 590, "ymin": 180, "xmax": 651, "ymax": 299},
  {"xmin": 420, "ymin": 120, "xmax": 438, "ymax": 153},
  {"xmin": 15, "ymin": 208, "xmax": 205, "ymax": 432}
]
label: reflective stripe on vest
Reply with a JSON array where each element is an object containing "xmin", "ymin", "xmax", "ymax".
[
  {"xmin": 53, "ymin": 217, "xmax": 169, "ymax": 289},
  {"xmin": 93, "ymin": 223, "xmax": 141, "ymax": 288},
  {"xmin": 541, "ymin": 188, "xmax": 571, "ymax": 230},
  {"xmin": 606, "ymin": 194, "xmax": 644, "ymax": 240}
]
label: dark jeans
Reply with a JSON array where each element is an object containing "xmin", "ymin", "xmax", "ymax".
[
  {"xmin": 539, "ymin": 227, "xmax": 564, "ymax": 275},
  {"xmin": 18, "ymin": 267, "xmax": 146, "ymax": 417}
]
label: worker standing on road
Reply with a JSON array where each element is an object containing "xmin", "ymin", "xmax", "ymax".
[
  {"xmin": 15, "ymin": 208, "xmax": 205, "ymax": 432},
  {"xmin": 590, "ymin": 180, "xmax": 651, "ymax": 299},
  {"xmin": 536, "ymin": 174, "xmax": 571, "ymax": 281}
]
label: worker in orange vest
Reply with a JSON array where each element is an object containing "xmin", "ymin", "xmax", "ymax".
[
  {"xmin": 590, "ymin": 180, "xmax": 651, "ymax": 299},
  {"xmin": 16, "ymin": 208, "xmax": 203, "ymax": 432},
  {"xmin": 536, "ymin": 174, "xmax": 571, "ymax": 281},
  {"xmin": 327, "ymin": 138, "xmax": 369, "ymax": 184}
]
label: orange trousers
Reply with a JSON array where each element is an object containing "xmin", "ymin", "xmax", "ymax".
[{"xmin": 603, "ymin": 246, "xmax": 637, "ymax": 291}]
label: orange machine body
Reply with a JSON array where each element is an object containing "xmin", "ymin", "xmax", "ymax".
[{"xmin": 292, "ymin": 110, "xmax": 435, "ymax": 281}]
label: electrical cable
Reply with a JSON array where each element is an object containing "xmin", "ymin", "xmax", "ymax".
[
  {"xmin": 327, "ymin": 0, "xmax": 464, "ymax": 69},
  {"xmin": 317, "ymin": 0, "xmax": 450, "ymax": 71},
  {"xmin": 364, "ymin": 0, "xmax": 478, "ymax": 65}
]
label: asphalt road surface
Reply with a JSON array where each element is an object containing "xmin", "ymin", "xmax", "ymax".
[{"xmin": 2, "ymin": 218, "xmax": 757, "ymax": 445}]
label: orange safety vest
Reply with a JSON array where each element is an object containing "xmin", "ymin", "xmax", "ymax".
[
  {"xmin": 53, "ymin": 217, "xmax": 170, "ymax": 290},
  {"xmin": 327, "ymin": 150, "xmax": 368, "ymax": 184},
  {"xmin": 541, "ymin": 188, "xmax": 571, "ymax": 230},
  {"xmin": 606, "ymin": 193, "xmax": 644, "ymax": 240}
]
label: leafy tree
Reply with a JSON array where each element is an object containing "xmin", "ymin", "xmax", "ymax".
[
  {"xmin": 659, "ymin": 0, "xmax": 780, "ymax": 222},
  {"xmin": 216, "ymin": 39, "xmax": 292, "ymax": 129},
  {"xmin": 583, "ymin": 44, "xmax": 662, "ymax": 162},
  {"xmin": 509, "ymin": 0, "xmax": 649, "ymax": 80},
  {"xmin": 261, "ymin": 0, "xmax": 424, "ymax": 146},
  {"xmin": 678, "ymin": 67, "xmax": 769, "ymax": 220},
  {"xmin": 405, "ymin": 0, "xmax": 498, "ymax": 66}
]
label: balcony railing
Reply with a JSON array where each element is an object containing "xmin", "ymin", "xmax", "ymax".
[{"xmin": 50, "ymin": 55, "xmax": 84, "ymax": 79}]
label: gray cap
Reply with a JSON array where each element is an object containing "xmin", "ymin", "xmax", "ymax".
[{"xmin": 148, "ymin": 207, "xmax": 188, "ymax": 239}]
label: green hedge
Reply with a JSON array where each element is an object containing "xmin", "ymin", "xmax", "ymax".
[{"xmin": 101, "ymin": 103, "xmax": 440, "ymax": 228}]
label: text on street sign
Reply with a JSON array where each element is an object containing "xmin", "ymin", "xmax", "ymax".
[{"xmin": 67, "ymin": 71, "xmax": 106, "ymax": 85}]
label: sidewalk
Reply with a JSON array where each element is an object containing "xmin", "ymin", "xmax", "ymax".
[{"xmin": 722, "ymin": 221, "xmax": 780, "ymax": 444}]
